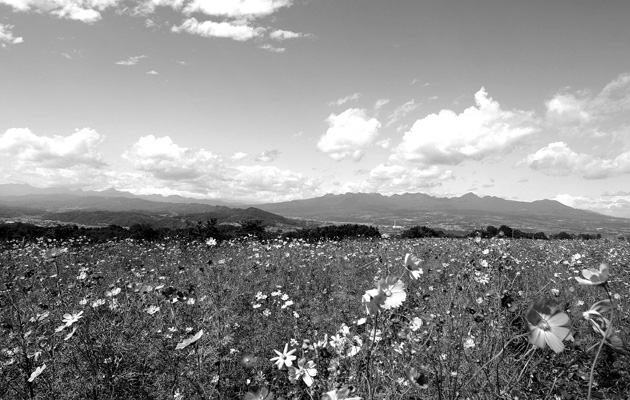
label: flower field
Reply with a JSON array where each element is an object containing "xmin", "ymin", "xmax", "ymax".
[{"xmin": 1, "ymin": 236, "xmax": 629, "ymax": 399}]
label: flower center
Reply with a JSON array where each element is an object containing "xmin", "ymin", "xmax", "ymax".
[
  {"xmin": 537, "ymin": 319, "xmax": 551, "ymax": 331},
  {"xmin": 384, "ymin": 289, "xmax": 392, "ymax": 297}
]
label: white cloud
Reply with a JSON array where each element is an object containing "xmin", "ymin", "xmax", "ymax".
[
  {"xmin": 373, "ymin": 98, "xmax": 390, "ymax": 112},
  {"xmin": 393, "ymin": 88, "xmax": 538, "ymax": 165},
  {"xmin": 555, "ymin": 194, "xmax": 630, "ymax": 219},
  {"xmin": 270, "ymin": 29, "xmax": 301, "ymax": 41},
  {"xmin": 183, "ymin": 0, "xmax": 292, "ymax": 19},
  {"xmin": 386, "ymin": 99, "xmax": 419, "ymax": 127},
  {"xmin": 146, "ymin": 70, "xmax": 158, "ymax": 75},
  {"xmin": 328, "ymin": 93, "xmax": 361, "ymax": 106},
  {"xmin": 0, "ymin": 0, "xmax": 123, "ymax": 23},
  {"xmin": 0, "ymin": 127, "xmax": 107, "ymax": 188},
  {"xmin": 231, "ymin": 152, "xmax": 248, "ymax": 160},
  {"xmin": 116, "ymin": 55, "xmax": 147, "ymax": 66},
  {"xmin": 0, "ymin": 127, "xmax": 105, "ymax": 168},
  {"xmin": 259, "ymin": 43, "xmax": 285, "ymax": 53},
  {"xmin": 317, "ymin": 108, "xmax": 381, "ymax": 161},
  {"xmin": 362, "ymin": 164, "xmax": 453, "ymax": 193},
  {"xmin": 0, "ymin": 23, "xmax": 23, "ymax": 47},
  {"xmin": 172, "ymin": 18, "xmax": 263, "ymax": 41},
  {"xmin": 255, "ymin": 149, "xmax": 280, "ymax": 162},
  {"xmin": 229, "ymin": 165, "xmax": 319, "ymax": 201},
  {"xmin": 123, "ymin": 135, "xmax": 224, "ymax": 181},
  {"xmin": 523, "ymin": 142, "xmax": 630, "ymax": 179},
  {"xmin": 546, "ymin": 73, "xmax": 630, "ymax": 127}
]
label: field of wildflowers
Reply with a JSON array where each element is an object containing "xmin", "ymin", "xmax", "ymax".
[{"xmin": 1, "ymin": 235, "xmax": 629, "ymax": 399}]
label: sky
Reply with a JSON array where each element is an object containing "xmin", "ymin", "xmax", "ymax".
[{"xmin": 1, "ymin": 0, "xmax": 630, "ymax": 218}]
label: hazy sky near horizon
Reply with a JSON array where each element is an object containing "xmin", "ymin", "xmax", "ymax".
[{"xmin": 1, "ymin": 0, "xmax": 630, "ymax": 217}]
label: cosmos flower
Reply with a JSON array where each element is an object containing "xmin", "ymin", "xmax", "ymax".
[
  {"xmin": 361, "ymin": 290, "xmax": 386, "ymax": 315},
  {"xmin": 374, "ymin": 277, "xmax": 406, "ymax": 310},
  {"xmin": 270, "ymin": 343, "xmax": 297, "ymax": 370},
  {"xmin": 28, "ymin": 364, "xmax": 46, "ymax": 382},
  {"xmin": 404, "ymin": 253, "xmax": 423, "ymax": 280},
  {"xmin": 288, "ymin": 358, "xmax": 317, "ymax": 387},
  {"xmin": 525, "ymin": 298, "xmax": 573, "ymax": 353},
  {"xmin": 575, "ymin": 263, "xmax": 609, "ymax": 286}
]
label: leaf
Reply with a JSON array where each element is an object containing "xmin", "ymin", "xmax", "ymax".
[{"xmin": 176, "ymin": 329, "xmax": 203, "ymax": 350}]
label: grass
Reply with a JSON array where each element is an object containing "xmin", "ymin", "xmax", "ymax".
[{"xmin": 1, "ymin": 235, "xmax": 629, "ymax": 399}]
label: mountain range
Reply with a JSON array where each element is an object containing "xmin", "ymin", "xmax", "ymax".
[{"xmin": 1, "ymin": 184, "xmax": 629, "ymax": 236}]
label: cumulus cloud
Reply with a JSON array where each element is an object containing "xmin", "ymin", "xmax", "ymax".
[
  {"xmin": 183, "ymin": 0, "xmax": 291, "ymax": 19},
  {"xmin": 0, "ymin": 127, "xmax": 107, "ymax": 188},
  {"xmin": 123, "ymin": 135, "xmax": 224, "ymax": 181},
  {"xmin": 328, "ymin": 93, "xmax": 361, "ymax": 106},
  {"xmin": 317, "ymin": 108, "xmax": 381, "ymax": 161},
  {"xmin": 0, "ymin": 23, "xmax": 23, "ymax": 47},
  {"xmin": 115, "ymin": 55, "xmax": 146, "ymax": 65},
  {"xmin": 362, "ymin": 164, "xmax": 453, "ymax": 193},
  {"xmin": 393, "ymin": 88, "xmax": 538, "ymax": 165},
  {"xmin": 523, "ymin": 142, "xmax": 630, "ymax": 179},
  {"xmin": 555, "ymin": 194, "xmax": 630, "ymax": 219},
  {"xmin": 0, "ymin": 127, "xmax": 106, "ymax": 168},
  {"xmin": 172, "ymin": 18, "xmax": 263, "ymax": 41},
  {"xmin": 0, "ymin": 0, "xmax": 123, "ymax": 23},
  {"xmin": 146, "ymin": 70, "xmax": 158, "ymax": 75},
  {"xmin": 122, "ymin": 136, "xmax": 319, "ymax": 202},
  {"xmin": 255, "ymin": 149, "xmax": 280, "ymax": 162}
]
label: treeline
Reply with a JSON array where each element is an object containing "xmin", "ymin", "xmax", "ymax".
[
  {"xmin": 399, "ymin": 224, "xmax": 604, "ymax": 240},
  {"xmin": 0, "ymin": 220, "xmax": 382, "ymax": 244},
  {"xmin": 282, "ymin": 224, "xmax": 381, "ymax": 241}
]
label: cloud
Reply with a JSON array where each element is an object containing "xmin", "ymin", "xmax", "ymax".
[
  {"xmin": 0, "ymin": 23, "xmax": 23, "ymax": 47},
  {"xmin": 172, "ymin": 18, "xmax": 264, "ymax": 41},
  {"xmin": 362, "ymin": 164, "xmax": 453, "ymax": 193},
  {"xmin": 270, "ymin": 29, "xmax": 302, "ymax": 41},
  {"xmin": 183, "ymin": 0, "xmax": 292, "ymax": 19},
  {"xmin": 546, "ymin": 73, "xmax": 630, "ymax": 128},
  {"xmin": 259, "ymin": 43, "xmax": 285, "ymax": 52},
  {"xmin": 386, "ymin": 99, "xmax": 419, "ymax": 127},
  {"xmin": 0, "ymin": 0, "xmax": 123, "ymax": 23},
  {"xmin": 373, "ymin": 98, "xmax": 390, "ymax": 112},
  {"xmin": 393, "ymin": 88, "xmax": 538, "ymax": 165},
  {"xmin": 122, "ymin": 136, "xmax": 318, "ymax": 202},
  {"xmin": 0, "ymin": 127, "xmax": 106, "ymax": 168},
  {"xmin": 555, "ymin": 194, "xmax": 630, "ymax": 219},
  {"xmin": 328, "ymin": 93, "xmax": 361, "ymax": 106},
  {"xmin": 317, "ymin": 108, "xmax": 381, "ymax": 161},
  {"xmin": 522, "ymin": 142, "xmax": 630, "ymax": 179},
  {"xmin": 255, "ymin": 149, "xmax": 280, "ymax": 162},
  {"xmin": 146, "ymin": 70, "xmax": 158, "ymax": 75},
  {"xmin": 230, "ymin": 152, "xmax": 248, "ymax": 160},
  {"xmin": 116, "ymin": 55, "xmax": 147, "ymax": 66},
  {"xmin": 123, "ymin": 135, "xmax": 224, "ymax": 181}
]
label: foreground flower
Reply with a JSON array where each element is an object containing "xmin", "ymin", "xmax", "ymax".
[
  {"xmin": 404, "ymin": 253, "xmax": 424, "ymax": 280},
  {"xmin": 62, "ymin": 311, "xmax": 84, "ymax": 327},
  {"xmin": 244, "ymin": 386, "xmax": 274, "ymax": 400},
  {"xmin": 575, "ymin": 263, "xmax": 609, "ymax": 286},
  {"xmin": 288, "ymin": 358, "xmax": 317, "ymax": 387},
  {"xmin": 270, "ymin": 343, "xmax": 297, "ymax": 370},
  {"xmin": 364, "ymin": 277, "xmax": 406, "ymax": 312},
  {"xmin": 525, "ymin": 298, "xmax": 573, "ymax": 353}
]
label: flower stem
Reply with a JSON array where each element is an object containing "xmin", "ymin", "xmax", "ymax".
[{"xmin": 587, "ymin": 285, "xmax": 614, "ymax": 400}]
